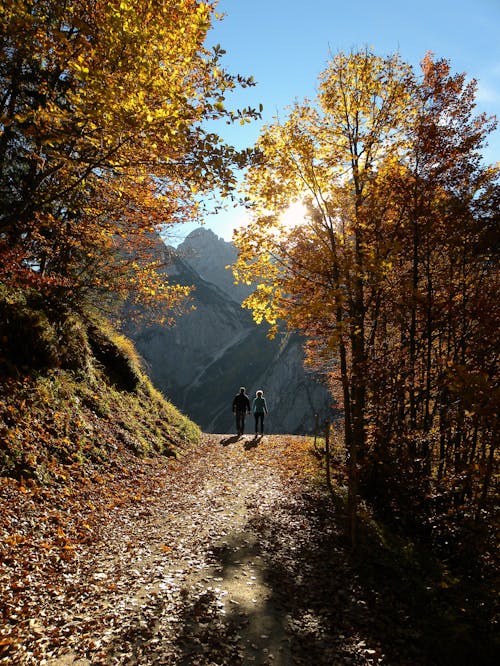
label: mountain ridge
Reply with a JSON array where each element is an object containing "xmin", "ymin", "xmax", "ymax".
[{"xmin": 130, "ymin": 228, "xmax": 333, "ymax": 434}]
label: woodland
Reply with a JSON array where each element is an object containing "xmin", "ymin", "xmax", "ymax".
[{"xmin": 0, "ymin": 1, "xmax": 498, "ymax": 664}]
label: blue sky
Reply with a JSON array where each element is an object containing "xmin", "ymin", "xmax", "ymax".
[{"xmin": 173, "ymin": 0, "xmax": 500, "ymax": 243}]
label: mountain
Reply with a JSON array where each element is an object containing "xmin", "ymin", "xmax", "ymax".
[
  {"xmin": 129, "ymin": 229, "xmax": 333, "ymax": 434},
  {"xmin": 174, "ymin": 227, "xmax": 252, "ymax": 302}
]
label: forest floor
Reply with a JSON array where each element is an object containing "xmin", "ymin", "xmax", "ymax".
[{"xmin": 0, "ymin": 434, "xmax": 491, "ymax": 665}]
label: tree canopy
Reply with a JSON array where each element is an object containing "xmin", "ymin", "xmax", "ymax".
[{"xmin": 0, "ymin": 0, "xmax": 259, "ymax": 315}]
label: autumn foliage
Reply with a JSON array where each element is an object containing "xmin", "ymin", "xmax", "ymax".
[
  {"xmin": 0, "ymin": 0, "xmax": 258, "ymax": 316},
  {"xmin": 233, "ymin": 50, "xmax": 499, "ymax": 561}
]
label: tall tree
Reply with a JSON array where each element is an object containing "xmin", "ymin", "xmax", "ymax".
[
  {"xmin": 233, "ymin": 50, "xmax": 498, "ymax": 547},
  {"xmin": 234, "ymin": 50, "xmax": 417, "ymax": 540},
  {"xmin": 0, "ymin": 0, "xmax": 258, "ymax": 314}
]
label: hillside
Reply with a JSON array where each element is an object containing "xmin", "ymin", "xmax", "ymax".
[
  {"xmin": 0, "ymin": 290, "xmax": 207, "ymax": 660},
  {"xmin": 0, "ymin": 285, "xmax": 200, "ymax": 527},
  {"xmin": 0, "ymin": 289, "xmax": 200, "ymax": 465}
]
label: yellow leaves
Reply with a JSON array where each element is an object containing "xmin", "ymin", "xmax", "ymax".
[
  {"xmin": 12, "ymin": 112, "xmax": 30, "ymax": 124},
  {"xmin": 4, "ymin": 533, "xmax": 27, "ymax": 547},
  {"xmin": 1, "ymin": 0, "xmax": 259, "ymax": 320},
  {"xmin": 0, "ymin": 638, "xmax": 18, "ymax": 652},
  {"xmin": 236, "ymin": 49, "xmax": 427, "ymax": 364},
  {"xmin": 72, "ymin": 62, "xmax": 89, "ymax": 76},
  {"xmin": 242, "ymin": 284, "xmax": 279, "ymax": 328}
]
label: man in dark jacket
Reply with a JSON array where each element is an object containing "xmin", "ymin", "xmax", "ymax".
[{"xmin": 232, "ymin": 386, "xmax": 251, "ymax": 436}]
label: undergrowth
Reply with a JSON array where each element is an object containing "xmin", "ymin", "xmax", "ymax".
[{"xmin": 305, "ymin": 432, "xmax": 498, "ymax": 666}]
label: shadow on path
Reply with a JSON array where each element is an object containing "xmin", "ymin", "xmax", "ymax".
[
  {"xmin": 173, "ymin": 491, "xmax": 487, "ymax": 665},
  {"xmin": 220, "ymin": 435, "xmax": 240, "ymax": 446},
  {"xmin": 169, "ymin": 488, "xmax": 425, "ymax": 666},
  {"xmin": 244, "ymin": 435, "xmax": 262, "ymax": 450},
  {"xmin": 49, "ymin": 435, "xmax": 494, "ymax": 666}
]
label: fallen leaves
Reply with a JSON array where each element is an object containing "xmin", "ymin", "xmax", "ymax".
[
  {"xmin": 0, "ymin": 434, "xmax": 335, "ymax": 664},
  {"xmin": 1, "ymin": 434, "xmax": 489, "ymax": 665}
]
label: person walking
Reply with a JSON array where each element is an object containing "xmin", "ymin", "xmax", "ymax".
[
  {"xmin": 232, "ymin": 387, "xmax": 251, "ymax": 436},
  {"xmin": 252, "ymin": 389, "xmax": 268, "ymax": 435}
]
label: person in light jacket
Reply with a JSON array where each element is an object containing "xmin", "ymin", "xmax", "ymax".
[{"xmin": 252, "ymin": 390, "xmax": 268, "ymax": 435}]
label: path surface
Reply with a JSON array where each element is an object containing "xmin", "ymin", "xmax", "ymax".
[{"xmin": 8, "ymin": 435, "xmax": 427, "ymax": 665}]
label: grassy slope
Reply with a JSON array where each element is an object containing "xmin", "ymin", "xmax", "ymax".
[
  {"xmin": 0, "ymin": 285, "xmax": 200, "ymax": 472},
  {"xmin": 0, "ymin": 293, "xmax": 198, "ymax": 576}
]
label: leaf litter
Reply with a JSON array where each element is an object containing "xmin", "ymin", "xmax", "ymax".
[{"xmin": 1, "ymin": 434, "xmax": 434, "ymax": 665}]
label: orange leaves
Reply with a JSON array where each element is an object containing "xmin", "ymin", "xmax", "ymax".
[
  {"xmin": 3, "ymin": 533, "xmax": 28, "ymax": 547},
  {"xmin": 1, "ymin": 0, "xmax": 259, "ymax": 320}
]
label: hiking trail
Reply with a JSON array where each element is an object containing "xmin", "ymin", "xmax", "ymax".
[{"xmin": 9, "ymin": 434, "xmax": 429, "ymax": 665}]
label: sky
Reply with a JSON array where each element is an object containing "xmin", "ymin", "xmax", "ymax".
[{"xmin": 172, "ymin": 0, "xmax": 500, "ymax": 244}]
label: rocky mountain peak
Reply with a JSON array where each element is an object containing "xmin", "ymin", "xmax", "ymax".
[{"xmin": 176, "ymin": 227, "xmax": 251, "ymax": 303}]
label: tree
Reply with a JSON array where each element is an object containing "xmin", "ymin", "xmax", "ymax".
[
  {"xmin": 0, "ymin": 0, "xmax": 259, "ymax": 317},
  {"xmin": 234, "ymin": 50, "xmax": 417, "ymax": 542},
  {"xmin": 233, "ymin": 49, "xmax": 498, "ymax": 549}
]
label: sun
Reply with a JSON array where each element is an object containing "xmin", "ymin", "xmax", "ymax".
[
  {"xmin": 230, "ymin": 200, "xmax": 308, "ymax": 240},
  {"xmin": 279, "ymin": 200, "xmax": 308, "ymax": 230}
]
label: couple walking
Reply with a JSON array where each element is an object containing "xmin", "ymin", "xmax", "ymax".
[{"xmin": 232, "ymin": 386, "xmax": 268, "ymax": 436}]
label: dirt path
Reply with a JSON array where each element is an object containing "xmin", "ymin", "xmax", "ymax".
[
  {"xmin": 6, "ymin": 434, "xmax": 430, "ymax": 665},
  {"xmin": 45, "ymin": 434, "xmax": 306, "ymax": 665}
]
